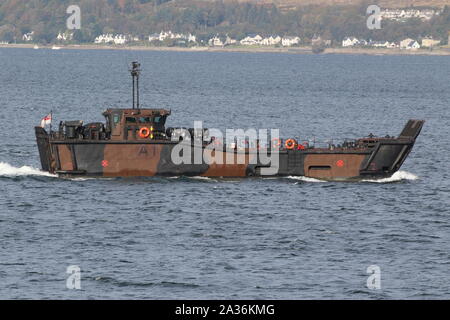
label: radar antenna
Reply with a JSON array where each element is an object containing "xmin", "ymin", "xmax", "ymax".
[{"xmin": 130, "ymin": 61, "xmax": 141, "ymax": 109}]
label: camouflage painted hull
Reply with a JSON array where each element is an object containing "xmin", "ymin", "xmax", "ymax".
[{"xmin": 35, "ymin": 120, "xmax": 424, "ymax": 180}]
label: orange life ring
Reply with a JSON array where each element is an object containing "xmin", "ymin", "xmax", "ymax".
[
  {"xmin": 139, "ymin": 127, "xmax": 151, "ymax": 138},
  {"xmin": 285, "ymin": 139, "xmax": 296, "ymax": 150}
]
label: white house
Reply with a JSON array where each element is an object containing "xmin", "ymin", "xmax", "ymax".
[
  {"xmin": 187, "ymin": 34, "xmax": 196, "ymax": 43},
  {"xmin": 22, "ymin": 31, "xmax": 34, "ymax": 42},
  {"xmin": 113, "ymin": 34, "xmax": 127, "ymax": 45},
  {"xmin": 281, "ymin": 36, "xmax": 300, "ymax": 47},
  {"xmin": 94, "ymin": 34, "xmax": 128, "ymax": 45},
  {"xmin": 149, "ymin": 31, "xmax": 196, "ymax": 43},
  {"xmin": 208, "ymin": 35, "xmax": 224, "ymax": 47},
  {"xmin": 94, "ymin": 34, "xmax": 113, "ymax": 44},
  {"xmin": 421, "ymin": 37, "xmax": 441, "ymax": 48},
  {"xmin": 387, "ymin": 42, "xmax": 398, "ymax": 48},
  {"xmin": 381, "ymin": 8, "xmax": 441, "ymax": 21},
  {"xmin": 158, "ymin": 30, "xmax": 180, "ymax": 41},
  {"xmin": 400, "ymin": 38, "xmax": 420, "ymax": 50},
  {"xmin": 240, "ymin": 34, "xmax": 263, "ymax": 46},
  {"xmin": 158, "ymin": 31, "xmax": 172, "ymax": 41},
  {"xmin": 359, "ymin": 39, "xmax": 368, "ymax": 46},
  {"xmin": 56, "ymin": 32, "xmax": 73, "ymax": 42},
  {"xmin": 370, "ymin": 41, "xmax": 397, "ymax": 49},
  {"xmin": 371, "ymin": 41, "xmax": 390, "ymax": 48},
  {"xmin": 261, "ymin": 35, "xmax": 281, "ymax": 46},
  {"xmin": 342, "ymin": 37, "xmax": 359, "ymax": 47},
  {"xmin": 148, "ymin": 33, "xmax": 159, "ymax": 42}
]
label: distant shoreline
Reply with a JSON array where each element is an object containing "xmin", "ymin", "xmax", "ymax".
[{"xmin": 1, "ymin": 43, "xmax": 450, "ymax": 56}]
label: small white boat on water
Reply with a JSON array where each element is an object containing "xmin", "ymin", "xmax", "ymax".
[
  {"xmin": 51, "ymin": 46, "xmax": 61, "ymax": 50},
  {"xmin": 33, "ymin": 45, "xmax": 39, "ymax": 50}
]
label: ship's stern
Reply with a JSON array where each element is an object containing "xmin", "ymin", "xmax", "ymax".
[{"xmin": 35, "ymin": 126, "xmax": 53, "ymax": 173}]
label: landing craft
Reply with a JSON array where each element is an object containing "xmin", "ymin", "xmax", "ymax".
[{"xmin": 35, "ymin": 62, "xmax": 424, "ymax": 180}]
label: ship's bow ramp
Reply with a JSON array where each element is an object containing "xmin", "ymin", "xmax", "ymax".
[
  {"xmin": 399, "ymin": 120, "xmax": 425, "ymax": 140},
  {"xmin": 359, "ymin": 119, "xmax": 425, "ymax": 177}
]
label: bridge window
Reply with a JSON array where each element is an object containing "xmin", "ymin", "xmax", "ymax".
[
  {"xmin": 126, "ymin": 117, "xmax": 137, "ymax": 123},
  {"xmin": 138, "ymin": 117, "xmax": 152, "ymax": 123},
  {"xmin": 113, "ymin": 114, "xmax": 121, "ymax": 125}
]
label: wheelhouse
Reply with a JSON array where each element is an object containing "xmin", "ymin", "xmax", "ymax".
[{"xmin": 103, "ymin": 108, "xmax": 171, "ymax": 141}]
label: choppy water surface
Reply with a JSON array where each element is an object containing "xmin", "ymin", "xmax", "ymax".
[{"xmin": 0, "ymin": 48, "xmax": 449, "ymax": 299}]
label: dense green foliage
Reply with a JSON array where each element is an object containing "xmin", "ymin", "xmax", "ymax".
[{"xmin": 0, "ymin": 0, "xmax": 448, "ymax": 44}]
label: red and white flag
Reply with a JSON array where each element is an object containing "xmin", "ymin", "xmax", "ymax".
[{"xmin": 40, "ymin": 113, "xmax": 52, "ymax": 128}]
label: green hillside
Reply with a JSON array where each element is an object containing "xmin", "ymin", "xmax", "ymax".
[{"xmin": 0, "ymin": 0, "xmax": 448, "ymax": 44}]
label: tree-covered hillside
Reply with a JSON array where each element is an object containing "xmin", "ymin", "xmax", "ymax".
[{"xmin": 0, "ymin": 0, "xmax": 449, "ymax": 44}]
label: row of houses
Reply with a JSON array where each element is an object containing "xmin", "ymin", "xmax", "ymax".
[
  {"xmin": 209, "ymin": 34, "xmax": 301, "ymax": 47},
  {"xmin": 22, "ymin": 31, "xmax": 74, "ymax": 42},
  {"xmin": 94, "ymin": 34, "xmax": 140, "ymax": 45},
  {"xmin": 148, "ymin": 30, "xmax": 197, "ymax": 43},
  {"xmin": 342, "ymin": 37, "xmax": 394, "ymax": 48},
  {"xmin": 147, "ymin": 31, "xmax": 302, "ymax": 47},
  {"xmin": 342, "ymin": 36, "xmax": 443, "ymax": 50},
  {"xmin": 56, "ymin": 32, "xmax": 73, "ymax": 41},
  {"xmin": 18, "ymin": 28, "xmax": 448, "ymax": 50},
  {"xmin": 19, "ymin": 29, "xmax": 302, "ymax": 47},
  {"xmin": 380, "ymin": 8, "xmax": 441, "ymax": 21},
  {"xmin": 208, "ymin": 35, "xmax": 236, "ymax": 46}
]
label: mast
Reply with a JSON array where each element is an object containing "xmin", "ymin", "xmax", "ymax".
[{"xmin": 130, "ymin": 61, "xmax": 141, "ymax": 109}]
